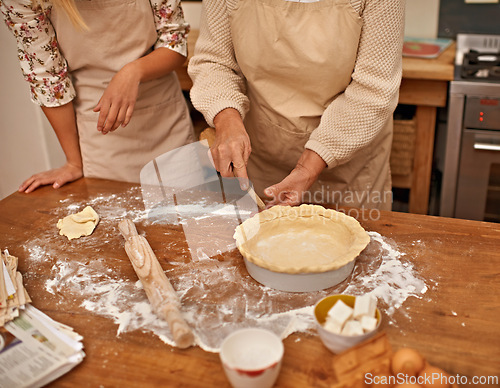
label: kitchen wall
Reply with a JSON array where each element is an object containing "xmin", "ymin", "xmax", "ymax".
[
  {"xmin": 405, "ymin": 0, "xmax": 440, "ymax": 39},
  {"xmin": 184, "ymin": 0, "xmax": 442, "ymax": 38},
  {"xmin": 439, "ymin": 0, "xmax": 500, "ymax": 38},
  {"xmin": 0, "ymin": 23, "xmax": 65, "ymax": 200},
  {"xmin": 0, "ymin": 1, "xmax": 440, "ymax": 200},
  {"xmin": 183, "ymin": 1, "xmax": 202, "ymax": 29}
]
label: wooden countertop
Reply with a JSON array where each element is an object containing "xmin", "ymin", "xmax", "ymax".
[
  {"xmin": 0, "ymin": 178, "xmax": 499, "ymax": 387},
  {"xmin": 176, "ymin": 30, "xmax": 455, "ymax": 90},
  {"xmin": 402, "ymin": 42, "xmax": 456, "ymax": 81}
]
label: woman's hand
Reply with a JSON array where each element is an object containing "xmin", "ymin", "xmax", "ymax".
[
  {"xmin": 32, "ymin": 103, "xmax": 83, "ymax": 193},
  {"xmin": 264, "ymin": 149, "xmax": 327, "ymax": 207},
  {"xmin": 93, "ymin": 63, "xmax": 141, "ymax": 134},
  {"xmin": 212, "ymin": 108, "xmax": 252, "ymax": 189},
  {"xmin": 18, "ymin": 162, "xmax": 83, "ymax": 194},
  {"xmin": 93, "ymin": 47, "xmax": 186, "ymax": 135}
]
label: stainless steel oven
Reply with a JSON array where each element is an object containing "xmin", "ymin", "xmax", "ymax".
[{"xmin": 440, "ymin": 34, "xmax": 500, "ymax": 222}]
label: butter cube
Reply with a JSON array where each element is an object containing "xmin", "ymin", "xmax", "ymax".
[
  {"xmin": 341, "ymin": 320, "xmax": 364, "ymax": 336},
  {"xmin": 323, "ymin": 318, "xmax": 343, "ymax": 334},
  {"xmin": 353, "ymin": 294, "xmax": 377, "ymax": 319},
  {"xmin": 360, "ymin": 315, "xmax": 378, "ymax": 332},
  {"xmin": 327, "ymin": 300, "xmax": 353, "ymax": 327}
]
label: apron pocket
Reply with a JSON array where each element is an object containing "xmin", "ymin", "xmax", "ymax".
[
  {"xmin": 76, "ymin": 92, "xmax": 193, "ymax": 182},
  {"xmin": 247, "ymin": 113, "xmax": 312, "ymax": 171}
]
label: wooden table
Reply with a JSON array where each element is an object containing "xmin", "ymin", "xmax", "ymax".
[
  {"xmin": 2, "ymin": 178, "xmax": 498, "ymax": 387},
  {"xmin": 176, "ymin": 31, "xmax": 456, "ymax": 216}
]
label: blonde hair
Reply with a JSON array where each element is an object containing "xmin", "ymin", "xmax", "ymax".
[{"xmin": 33, "ymin": 0, "xmax": 88, "ymax": 29}]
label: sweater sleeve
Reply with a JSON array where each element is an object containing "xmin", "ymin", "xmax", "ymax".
[
  {"xmin": 305, "ymin": 0, "xmax": 404, "ymax": 168},
  {"xmin": 0, "ymin": 0, "xmax": 76, "ymax": 107},
  {"xmin": 150, "ymin": 0, "xmax": 189, "ymax": 57},
  {"xmin": 187, "ymin": 0, "xmax": 249, "ymax": 127}
]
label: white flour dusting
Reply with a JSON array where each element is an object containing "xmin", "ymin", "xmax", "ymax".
[
  {"xmin": 44, "ymin": 259, "xmax": 172, "ymax": 338},
  {"xmin": 23, "ymin": 191, "xmax": 430, "ymax": 353},
  {"xmin": 25, "ymin": 243, "xmax": 48, "ymax": 263},
  {"xmin": 344, "ymin": 232, "xmax": 428, "ymax": 317}
]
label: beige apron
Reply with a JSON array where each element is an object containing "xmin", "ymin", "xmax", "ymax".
[
  {"xmin": 50, "ymin": 0, "xmax": 194, "ymax": 183},
  {"xmin": 229, "ymin": 0, "xmax": 393, "ymax": 210}
]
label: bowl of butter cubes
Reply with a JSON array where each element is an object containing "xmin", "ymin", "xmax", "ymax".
[{"xmin": 314, "ymin": 293, "xmax": 381, "ymax": 354}]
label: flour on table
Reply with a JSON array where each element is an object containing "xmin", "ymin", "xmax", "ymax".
[
  {"xmin": 25, "ymin": 243, "xmax": 47, "ymax": 263},
  {"xmin": 23, "ymin": 190, "xmax": 430, "ymax": 352},
  {"xmin": 344, "ymin": 232, "xmax": 428, "ymax": 317}
]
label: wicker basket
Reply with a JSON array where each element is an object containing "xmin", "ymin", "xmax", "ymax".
[{"xmin": 390, "ymin": 118, "xmax": 416, "ymax": 176}]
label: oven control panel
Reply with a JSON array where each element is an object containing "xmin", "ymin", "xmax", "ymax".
[{"xmin": 464, "ymin": 96, "xmax": 500, "ymax": 131}]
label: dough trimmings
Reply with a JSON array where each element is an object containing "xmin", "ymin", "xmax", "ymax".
[
  {"xmin": 233, "ymin": 204, "xmax": 370, "ymax": 274},
  {"xmin": 57, "ymin": 206, "xmax": 100, "ymax": 240}
]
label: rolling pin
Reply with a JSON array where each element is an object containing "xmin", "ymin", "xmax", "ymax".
[
  {"xmin": 200, "ymin": 127, "xmax": 266, "ymax": 211},
  {"xmin": 118, "ymin": 219, "xmax": 194, "ymax": 349}
]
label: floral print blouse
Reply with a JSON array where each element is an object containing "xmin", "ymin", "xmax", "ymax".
[{"xmin": 0, "ymin": 0, "xmax": 190, "ymax": 107}]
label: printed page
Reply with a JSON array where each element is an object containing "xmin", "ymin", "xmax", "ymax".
[{"xmin": 0, "ymin": 324, "xmax": 66, "ymax": 388}]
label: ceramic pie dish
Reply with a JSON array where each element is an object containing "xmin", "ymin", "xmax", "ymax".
[{"xmin": 233, "ymin": 204, "xmax": 370, "ymax": 292}]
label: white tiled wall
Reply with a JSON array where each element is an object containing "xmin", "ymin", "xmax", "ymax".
[{"xmin": 0, "ymin": 0, "xmax": 440, "ymax": 200}]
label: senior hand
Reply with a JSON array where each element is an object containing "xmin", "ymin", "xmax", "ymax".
[
  {"xmin": 212, "ymin": 108, "xmax": 252, "ymax": 189},
  {"xmin": 93, "ymin": 63, "xmax": 140, "ymax": 134},
  {"xmin": 264, "ymin": 150, "xmax": 327, "ymax": 207},
  {"xmin": 18, "ymin": 162, "xmax": 83, "ymax": 193}
]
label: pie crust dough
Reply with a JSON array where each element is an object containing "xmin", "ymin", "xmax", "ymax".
[
  {"xmin": 233, "ymin": 204, "xmax": 370, "ymax": 274},
  {"xmin": 57, "ymin": 206, "xmax": 100, "ymax": 240}
]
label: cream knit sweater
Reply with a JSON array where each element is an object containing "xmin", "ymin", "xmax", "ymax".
[{"xmin": 188, "ymin": 0, "xmax": 404, "ymax": 168}]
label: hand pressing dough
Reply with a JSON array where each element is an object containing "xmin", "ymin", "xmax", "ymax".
[{"xmin": 57, "ymin": 206, "xmax": 100, "ymax": 240}]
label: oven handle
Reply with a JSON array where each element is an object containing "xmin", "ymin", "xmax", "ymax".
[{"xmin": 474, "ymin": 142, "xmax": 500, "ymax": 152}]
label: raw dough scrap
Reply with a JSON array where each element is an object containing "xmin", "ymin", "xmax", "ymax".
[
  {"xmin": 57, "ymin": 206, "xmax": 100, "ymax": 240},
  {"xmin": 233, "ymin": 204, "xmax": 370, "ymax": 274}
]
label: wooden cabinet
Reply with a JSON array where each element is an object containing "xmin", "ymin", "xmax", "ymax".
[{"xmin": 397, "ymin": 43, "xmax": 455, "ymax": 214}]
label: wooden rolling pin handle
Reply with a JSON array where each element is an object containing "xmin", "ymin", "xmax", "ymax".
[
  {"xmin": 144, "ymin": 281, "xmax": 194, "ymax": 348},
  {"xmin": 158, "ymin": 303, "xmax": 196, "ymax": 349},
  {"xmin": 118, "ymin": 219, "xmax": 138, "ymax": 240},
  {"xmin": 119, "ymin": 219, "xmax": 195, "ymax": 349}
]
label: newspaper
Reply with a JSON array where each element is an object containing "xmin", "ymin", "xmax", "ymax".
[
  {"xmin": 0, "ymin": 305, "xmax": 85, "ymax": 388},
  {"xmin": 0, "ymin": 250, "xmax": 31, "ymax": 326},
  {"xmin": 0, "ymin": 250, "xmax": 85, "ymax": 387}
]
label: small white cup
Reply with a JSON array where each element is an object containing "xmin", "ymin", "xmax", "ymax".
[{"xmin": 219, "ymin": 328, "xmax": 284, "ymax": 388}]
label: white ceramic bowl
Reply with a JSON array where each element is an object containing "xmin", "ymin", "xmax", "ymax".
[
  {"xmin": 234, "ymin": 205, "xmax": 370, "ymax": 293},
  {"xmin": 219, "ymin": 328, "xmax": 284, "ymax": 388},
  {"xmin": 243, "ymin": 257, "xmax": 356, "ymax": 292},
  {"xmin": 314, "ymin": 294, "xmax": 381, "ymax": 354}
]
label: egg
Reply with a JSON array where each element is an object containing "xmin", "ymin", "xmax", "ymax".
[
  {"xmin": 418, "ymin": 364, "xmax": 451, "ymax": 388},
  {"xmin": 391, "ymin": 348, "xmax": 426, "ymax": 377}
]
